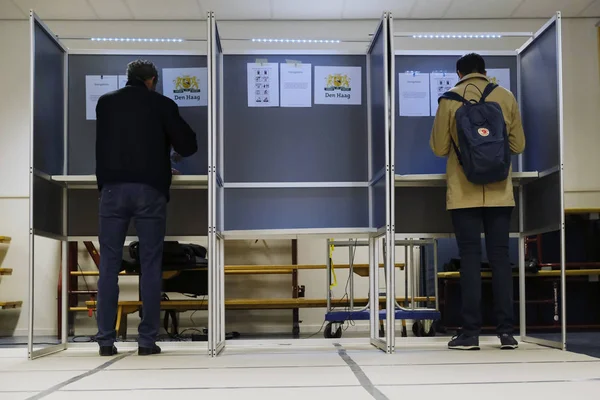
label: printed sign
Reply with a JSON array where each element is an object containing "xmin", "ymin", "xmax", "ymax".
[
  {"xmin": 162, "ymin": 68, "xmax": 208, "ymax": 107},
  {"xmin": 314, "ymin": 66, "xmax": 362, "ymax": 105}
]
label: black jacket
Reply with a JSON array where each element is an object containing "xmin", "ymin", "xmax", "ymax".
[{"xmin": 95, "ymin": 80, "xmax": 198, "ymax": 200}]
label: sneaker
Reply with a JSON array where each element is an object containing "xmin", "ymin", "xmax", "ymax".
[
  {"xmin": 448, "ymin": 334, "xmax": 480, "ymax": 350},
  {"xmin": 138, "ymin": 344, "xmax": 162, "ymax": 356},
  {"xmin": 499, "ymin": 334, "xmax": 518, "ymax": 350},
  {"xmin": 99, "ymin": 345, "xmax": 118, "ymax": 356}
]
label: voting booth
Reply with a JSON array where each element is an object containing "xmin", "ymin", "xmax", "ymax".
[
  {"xmin": 393, "ymin": 13, "xmax": 566, "ymax": 349},
  {"xmin": 28, "ymin": 11, "xmax": 211, "ymax": 359},
  {"xmin": 27, "ymin": 8, "xmax": 567, "ymax": 358},
  {"xmin": 208, "ymin": 12, "xmax": 399, "ymax": 355}
]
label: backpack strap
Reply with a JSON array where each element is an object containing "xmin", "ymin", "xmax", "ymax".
[
  {"xmin": 438, "ymin": 91, "xmax": 466, "ymax": 165},
  {"xmin": 479, "ymin": 83, "xmax": 498, "ymax": 102},
  {"xmin": 438, "ymin": 91, "xmax": 468, "ymax": 105}
]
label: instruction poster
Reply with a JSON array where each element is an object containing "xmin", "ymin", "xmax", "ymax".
[
  {"xmin": 117, "ymin": 75, "xmax": 128, "ymax": 89},
  {"xmin": 85, "ymin": 75, "xmax": 118, "ymax": 120},
  {"xmin": 486, "ymin": 68, "xmax": 511, "ymax": 91},
  {"xmin": 398, "ymin": 72, "xmax": 430, "ymax": 117},
  {"xmin": 280, "ymin": 62, "xmax": 312, "ymax": 108},
  {"xmin": 430, "ymin": 72, "xmax": 459, "ymax": 116},
  {"xmin": 314, "ymin": 66, "xmax": 362, "ymax": 105},
  {"xmin": 247, "ymin": 62, "xmax": 279, "ymax": 107},
  {"xmin": 162, "ymin": 68, "xmax": 208, "ymax": 107}
]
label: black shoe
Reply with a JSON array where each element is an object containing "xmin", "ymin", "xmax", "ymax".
[
  {"xmin": 499, "ymin": 334, "xmax": 518, "ymax": 350},
  {"xmin": 138, "ymin": 344, "xmax": 161, "ymax": 356},
  {"xmin": 99, "ymin": 345, "xmax": 118, "ymax": 356},
  {"xmin": 448, "ymin": 334, "xmax": 480, "ymax": 350}
]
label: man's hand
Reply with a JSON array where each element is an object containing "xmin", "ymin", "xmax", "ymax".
[
  {"xmin": 171, "ymin": 152, "xmax": 182, "ymax": 163},
  {"xmin": 171, "ymin": 168, "xmax": 181, "ymax": 175}
]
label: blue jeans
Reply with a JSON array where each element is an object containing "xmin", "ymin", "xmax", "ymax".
[
  {"xmin": 96, "ymin": 183, "xmax": 166, "ymax": 348},
  {"xmin": 451, "ymin": 206, "xmax": 514, "ymax": 337}
]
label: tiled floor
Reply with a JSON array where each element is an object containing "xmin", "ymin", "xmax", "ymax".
[{"xmin": 1, "ymin": 337, "xmax": 600, "ymax": 400}]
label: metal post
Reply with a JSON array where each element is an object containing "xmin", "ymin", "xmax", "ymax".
[
  {"xmin": 410, "ymin": 241, "xmax": 416, "ymax": 310},
  {"xmin": 433, "ymin": 239, "xmax": 439, "ymax": 311},
  {"xmin": 326, "ymin": 240, "xmax": 332, "ymax": 312},
  {"xmin": 369, "ymin": 237, "xmax": 378, "ymax": 341},
  {"xmin": 349, "ymin": 240, "xmax": 354, "ymax": 311},
  {"xmin": 404, "ymin": 245, "xmax": 408, "ymax": 307},
  {"xmin": 519, "ymin": 235, "xmax": 526, "ymax": 338}
]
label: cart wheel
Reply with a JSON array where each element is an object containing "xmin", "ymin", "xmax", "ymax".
[
  {"xmin": 401, "ymin": 325, "xmax": 408, "ymax": 337},
  {"xmin": 324, "ymin": 322, "xmax": 343, "ymax": 339},
  {"xmin": 423, "ymin": 320, "xmax": 437, "ymax": 337},
  {"xmin": 412, "ymin": 320, "xmax": 423, "ymax": 337},
  {"xmin": 413, "ymin": 320, "xmax": 437, "ymax": 337}
]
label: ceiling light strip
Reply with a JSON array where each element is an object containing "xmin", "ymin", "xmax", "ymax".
[
  {"xmin": 90, "ymin": 38, "xmax": 185, "ymax": 43},
  {"xmin": 251, "ymin": 38, "xmax": 341, "ymax": 44},
  {"xmin": 395, "ymin": 32, "xmax": 533, "ymax": 39}
]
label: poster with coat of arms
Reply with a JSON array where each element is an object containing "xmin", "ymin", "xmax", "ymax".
[
  {"xmin": 314, "ymin": 66, "xmax": 362, "ymax": 105},
  {"xmin": 162, "ymin": 68, "xmax": 208, "ymax": 107}
]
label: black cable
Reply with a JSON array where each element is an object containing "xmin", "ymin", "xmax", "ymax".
[{"xmin": 304, "ymin": 319, "xmax": 328, "ymax": 339}]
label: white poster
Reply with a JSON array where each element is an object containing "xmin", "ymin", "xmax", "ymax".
[
  {"xmin": 430, "ymin": 72, "xmax": 459, "ymax": 116},
  {"xmin": 398, "ymin": 73, "xmax": 430, "ymax": 117},
  {"xmin": 314, "ymin": 66, "xmax": 362, "ymax": 105},
  {"xmin": 117, "ymin": 75, "xmax": 128, "ymax": 89},
  {"xmin": 486, "ymin": 68, "xmax": 511, "ymax": 91},
  {"xmin": 162, "ymin": 68, "xmax": 208, "ymax": 107},
  {"xmin": 85, "ymin": 75, "xmax": 118, "ymax": 120},
  {"xmin": 280, "ymin": 62, "xmax": 312, "ymax": 108},
  {"xmin": 247, "ymin": 63, "xmax": 280, "ymax": 107}
]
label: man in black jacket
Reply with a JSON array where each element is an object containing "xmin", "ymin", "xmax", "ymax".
[{"xmin": 95, "ymin": 60, "xmax": 197, "ymax": 356}]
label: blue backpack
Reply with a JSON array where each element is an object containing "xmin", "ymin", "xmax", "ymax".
[{"xmin": 438, "ymin": 83, "xmax": 510, "ymax": 185}]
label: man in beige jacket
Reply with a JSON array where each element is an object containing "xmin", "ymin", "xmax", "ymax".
[{"xmin": 430, "ymin": 53, "xmax": 525, "ymax": 351}]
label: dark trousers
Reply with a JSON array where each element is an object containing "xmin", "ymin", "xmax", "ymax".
[
  {"xmin": 451, "ymin": 206, "xmax": 514, "ymax": 337},
  {"xmin": 96, "ymin": 183, "xmax": 166, "ymax": 348}
]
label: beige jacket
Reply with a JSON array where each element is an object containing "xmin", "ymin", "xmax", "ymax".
[{"xmin": 430, "ymin": 73, "xmax": 526, "ymax": 210}]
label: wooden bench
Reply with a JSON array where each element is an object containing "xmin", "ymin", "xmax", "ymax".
[
  {"xmin": 84, "ymin": 295, "xmax": 434, "ymax": 339},
  {"xmin": 438, "ymin": 269, "xmax": 600, "ymax": 279},
  {"xmin": 0, "ymin": 301, "xmax": 22, "ymax": 309},
  {"xmin": 70, "ymin": 263, "xmax": 405, "ymax": 278}
]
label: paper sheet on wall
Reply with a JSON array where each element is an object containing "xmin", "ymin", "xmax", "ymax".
[
  {"xmin": 162, "ymin": 68, "xmax": 208, "ymax": 107},
  {"xmin": 117, "ymin": 75, "xmax": 128, "ymax": 89},
  {"xmin": 430, "ymin": 72, "xmax": 459, "ymax": 116},
  {"xmin": 280, "ymin": 62, "xmax": 312, "ymax": 107},
  {"xmin": 314, "ymin": 66, "xmax": 362, "ymax": 105},
  {"xmin": 486, "ymin": 68, "xmax": 511, "ymax": 91},
  {"xmin": 247, "ymin": 63, "xmax": 280, "ymax": 107},
  {"xmin": 86, "ymin": 75, "xmax": 118, "ymax": 120},
  {"xmin": 398, "ymin": 73, "xmax": 430, "ymax": 117}
]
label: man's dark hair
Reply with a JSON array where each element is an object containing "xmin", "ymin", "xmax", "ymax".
[
  {"xmin": 456, "ymin": 53, "xmax": 486, "ymax": 76},
  {"xmin": 126, "ymin": 59, "xmax": 159, "ymax": 84}
]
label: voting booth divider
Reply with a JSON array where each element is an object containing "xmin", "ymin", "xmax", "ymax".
[
  {"xmin": 27, "ymin": 9, "xmax": 567, "ymax": 359},
  {"xmin": 28, "ymin": 10, "xmax": 211, "ymax": 359},
  {"xmin": 393, "ymin": 13, "xmax": 566, "ymax": 350}
]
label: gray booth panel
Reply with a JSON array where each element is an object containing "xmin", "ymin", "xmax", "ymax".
[
  {"xmin": 33, "ymin": 22, "xmax": 65, "ymax": 175},
  {"xmin": 372, "ymin": 177, "xmax": 386, "ymax": 228},
  {"xmin": 369, "ymin": 24, "xmax": 387, "ymax": 178},
  {"xmin": 224, "ymin": 188, "xmax": 369, "ymax": 231},
  {"xmin": 223, "ymin": 55, "xmax": 368, "ymax": 183},
  {"xmin": 523, "ymin": 171, "xmax": 561, "ymax": 234},
  {"xmin": 394, "ymin": 187, "xmax": 519, "ymax": 234},
  {"xmin": 520, "ymin": 22, "xmax": 560, "ymax": 173},
  {"xmin": 67, "ymin": 189, "xmax": 207, "ymax": 237},
  {"xmin": 68, "ymin": 55, "xmax": 208, "ymax": 175},
  {"xmin": 33, "ymin": 176, "xmax": 64, "ymax": 236},
  {"xmin": 394, "ymin": 55, "xmax": 518, "ymax": 175}
]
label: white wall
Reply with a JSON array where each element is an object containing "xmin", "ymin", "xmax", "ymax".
[{"xmin": 1, "ymin": 16, "xmax": 599, "ymax": 338}]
